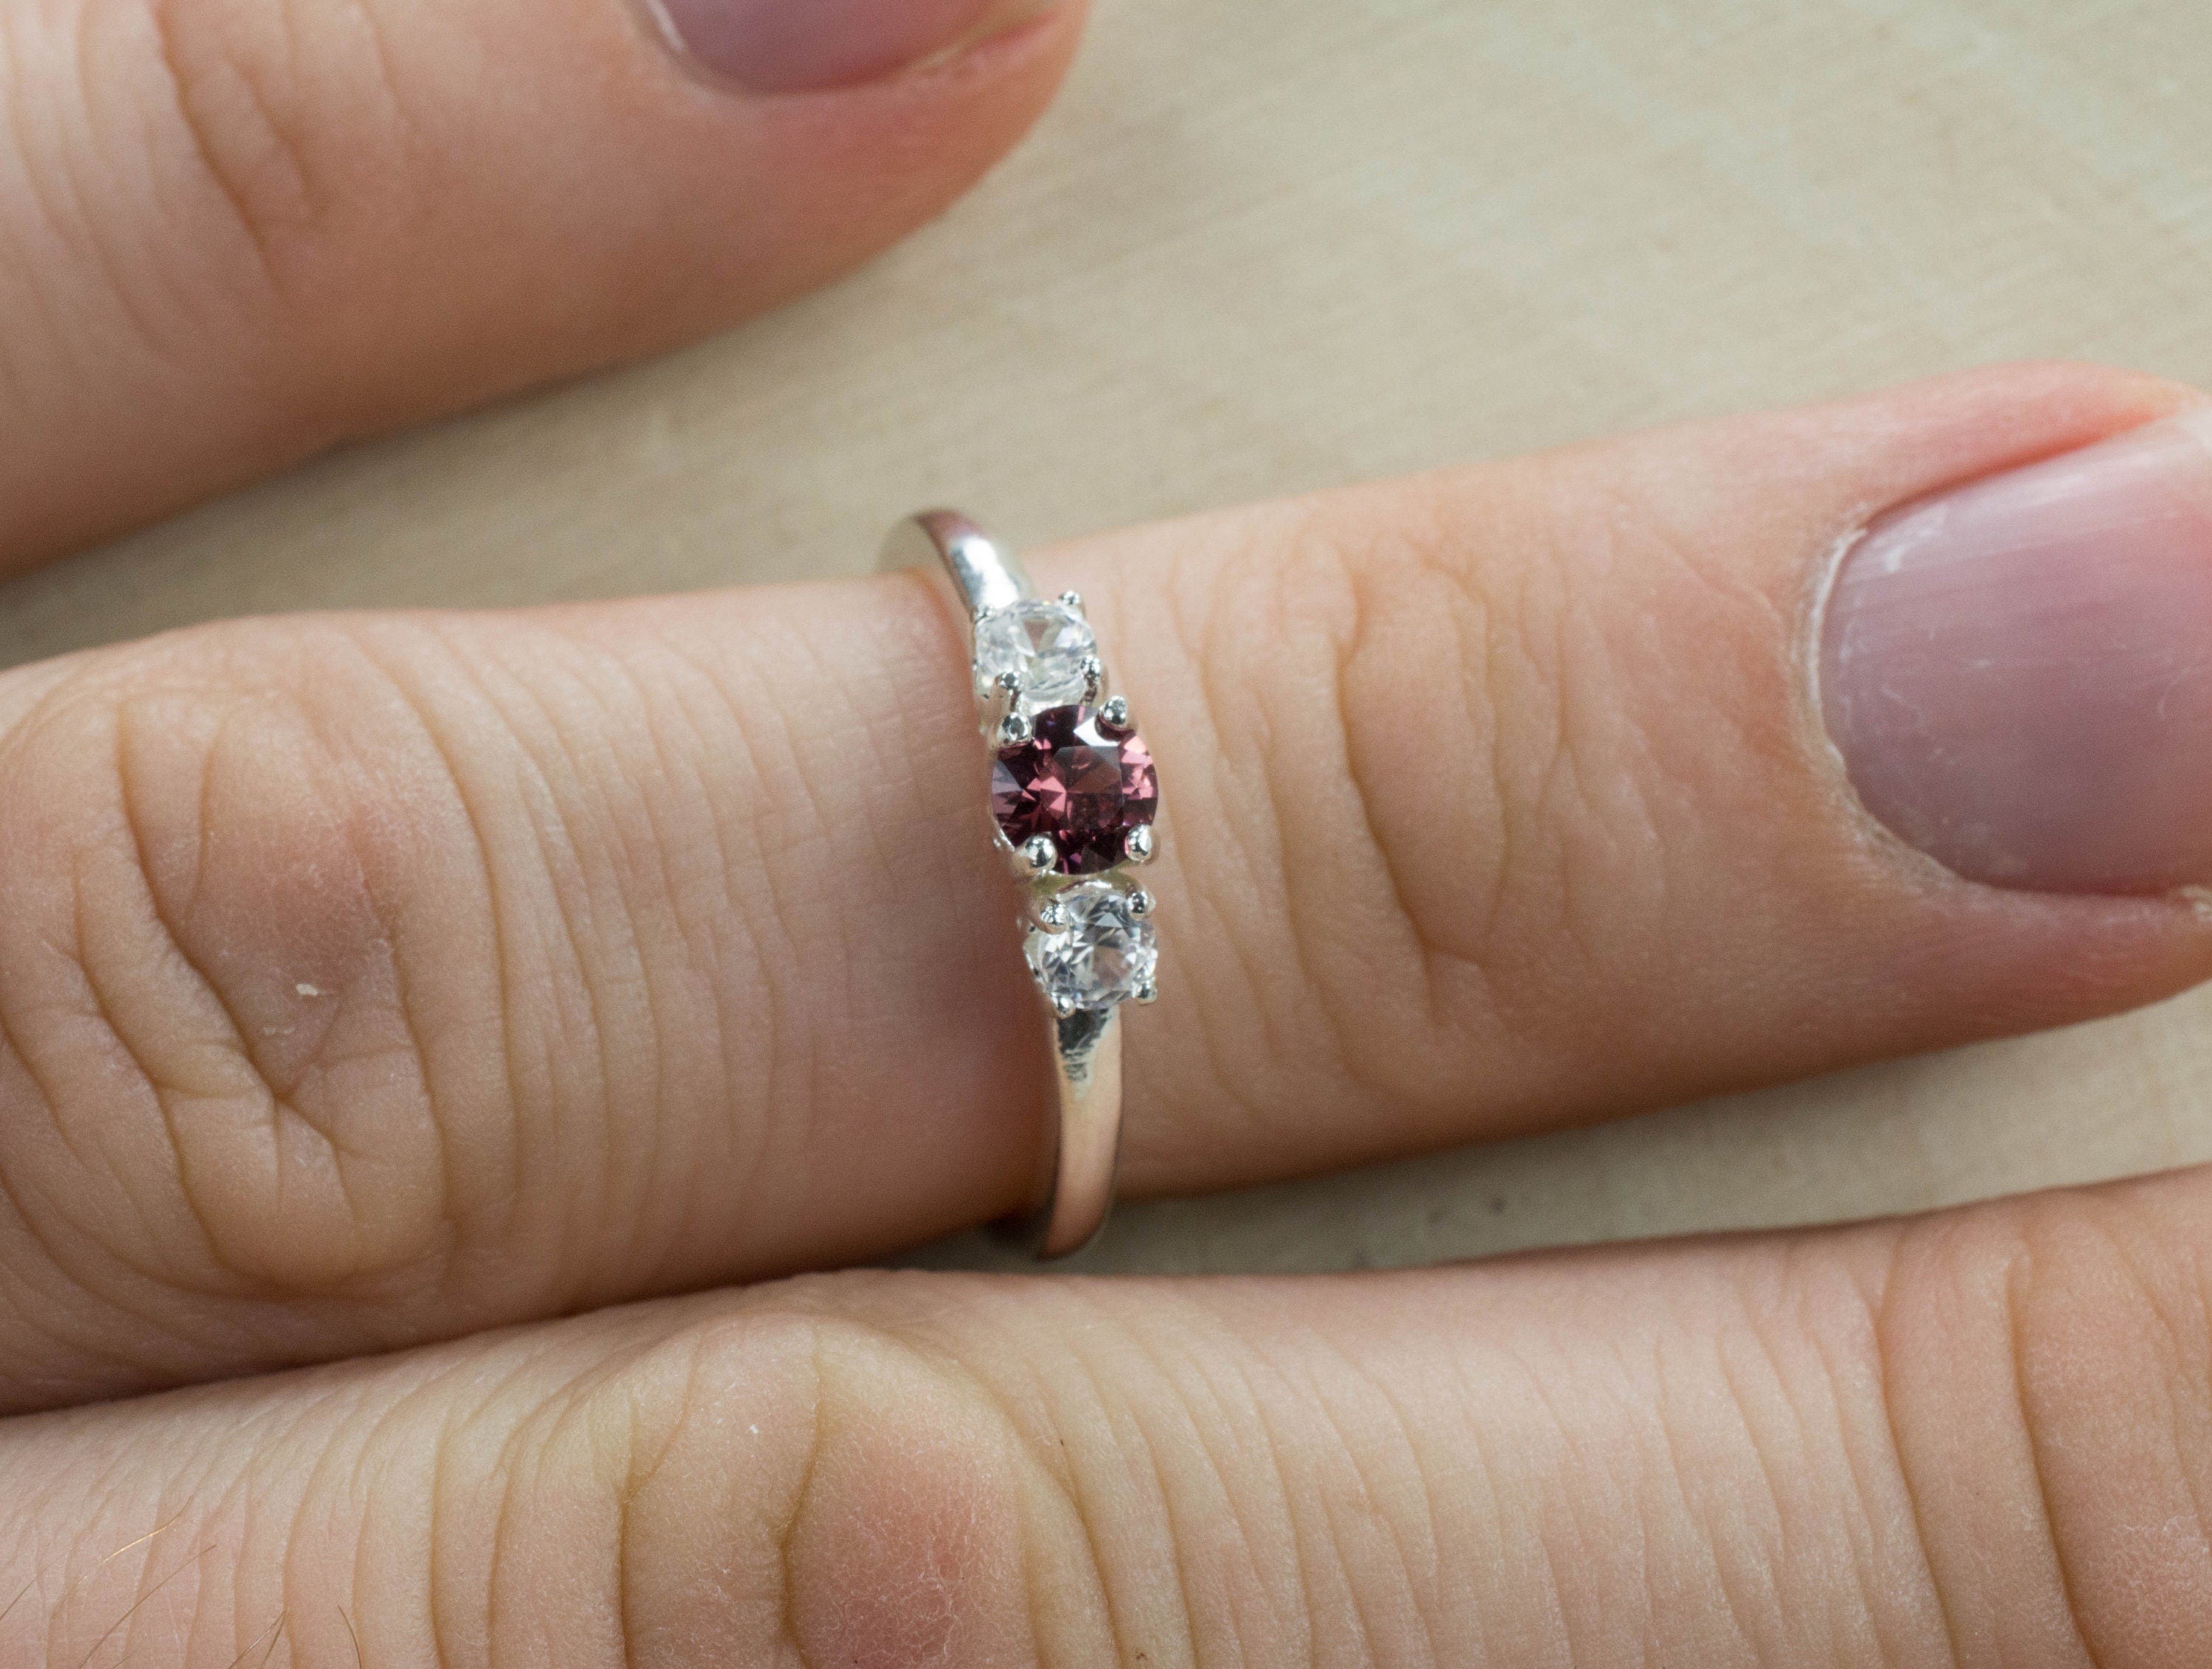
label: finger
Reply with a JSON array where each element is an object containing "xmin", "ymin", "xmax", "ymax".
[
  {"xmin": 10, "ymin": 1165, "xmax": 2212, "ymax": 1665},
  {"xmin": 0, "ymin": 0, "xmax": 1082, "ymax": 564},
  {"xmin": 4, "ymin": 361, "xmax": 2211, "ymax": 1412}
]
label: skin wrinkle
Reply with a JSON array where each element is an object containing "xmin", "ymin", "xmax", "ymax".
[
  {"xmin": 110, "ymin": 684, "xmax": 412, "ymax": 1295},
  {"xmin": 1043, "ymin": 1294, "xmax": 1204, "ymax": 1667},
  {"xmin": 1177, "ymin": 1305, "xmax": 1321, "ymax": 1662},
  {"xmin": 56, "ymin": 1499, "xmax": 189, "ymax": 1662},
  {"xmin": 161, "ymin": 698, "xmax": 442, "ymax": 1257},
  {"xmin": 2143, "ymin": 1243, "xmax": 2212, "ymax": 1588},
  {"xmin": 1871, "ymin": 1225, "xmax": 1986, "ymax": 1669},
  {"xmin": 692, "ymin": 628, "xmax": 814, "ymax": 1267},
  {"xmin": 1635, "ymin": 1328, "xmax": 1733, "ymax": 1665},
  {"xmin": 1579, "ymin": 499, "xmax": 1709, "ymax": 931},
  {"xmin": 1333, "ymin": 546, "xmax": 1444, "ymax": 1042},
  {"xmin": 0, "ymin": 11, "xmax": 69, "ymax": 373},
  {"xmin": 340, "ymin": 625, "xmax": 517, "ymax": 1285},
  {"xmin": 412, "ymin": 618, "xmax": 633, "ymax": 1313},
  {"xmin": 473, "ymin": 643, "xmax": 642, "ymax": 1305},
  {"xmin": 1533, "ymin": 540, "xmax": 1619, "ymax": 992},
  {"xmin": 1105, "ymin": 1301, "xmax": 1254, "ymax": 1661},
  {"xmin": 605, "ymin": 1325, "xmax": 706, "ymax": 1665},
  {"xmin": 479, "ymin": 1384, "xmax": 535, "ymax": 1669},
  {"xmin": 1247, "ymin": 525, "xmax": 1371, "ymax": 1121},
  {"xmin": 1321, "ymin": 1344, "xmax": 1450, "ymax": 1665},
  {"xmin": 68, "ymin": 1538, "xmax": 209, "ymax": 1669},
  {"xmin": 262, "ymin": 629, "xmax": 480, "ymax": 1303},
  {"xmin": 594, "ymin": 624, "xmax": 796, "ymax": 1235},
  {"xmin": 1438, "ymin": 1339, "xmax": 1526, "ymax": 1667},
  {"xmin": 772, "ymin": 1327, "xmax": 827, "ymax": 1668},
  {"xmin": 478, "ymin": 626, "xmax": 680, "ymax": 1301},
  {"xmin": 619, "ymin": 628, "xmax": 781, "ymax": 1285},
  {"xmin": 219, "ymin": 1611, "xmax": 286, "ymax": 1669},
  {"xmin": 1150, "ymin": 1299, "xmax": 1318, "ymax": 1661},
  {"xmin": 560, "ymin": 637, "xmax": 701, "ymax": 1232},
  {"xmin": 1341, "ymin": 493, "xmax": 1509, "ymax": 982},
  {"xmin": 1722, "ymin": 1299, "xmax": 1829, "ymax": 1651},
  {"xmin": 970, "ymin": 1286, "xmax": 1134, "ymax": 1668},
  {"xmin": 714, "ymin": 628, "xmax": 843, "ymax": 1259},
  {"xmin": 147, "ymin": 0, "xmax": 281, "ymax": 284},
  {"xmin": 345, "ymin": 1336, "xmax": 518, "ymax": 1664},
  {"xmin": 1701, "ymin": 1319, "xmax": 1798, "ymax": 1659},
  {"xmin": 1508, "ymin": 1319, "xmax": 1643, "ymax": 1667},
  {"xmin": 2011, "ymin": 1201, "xmax": 2212, "ymax": 1666},
  {"xmin": 1392, "ymin": 487, "xmax": 1518, "ymax": 1004},
  {"xmin": 268, "ymin": 1406, "xmax": 323, "ymax": 1669},
  {"xmin": 1798, "ymin": 1283, "xmax": 1927, "ymax": 1669},
  {"xmin": 1999, "ymin": 1243, "xmax": 2104, "ymax": 1669},
  {"xmin": 515, "ymin": 1350, "xmax": 633, "ymax": 1665},
  {"xmin": 62, "ymin": 6, "xmax": 184, "ymax": 381},
  {"xmin": 409, "ymin": 1335, "xmax": 588, "ymax": 1669},
  {"xmin": 586, "ymin": 629, "xmax": 745, "ymax": 1293},
  {"xmin": 1168, "ymin": 527, "xmax": 1301, "ymax": 1149},
  {"xmin": 0, "ymin": 1048, "xmax": 100, "ymax": 1332},
  {"xmin": 63, "ymin": 836, "xmax": 236, "ymax": 1300},
  {"xmin": 1753, "ymin": 1264, "xmax": 1896, "ymax": 1665},
  {"xmin": 1270, "ymin": 1326, "xmax": 1425, "ymax": 1667}
]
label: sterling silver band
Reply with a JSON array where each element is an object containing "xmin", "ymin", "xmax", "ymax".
[{"xmin": 880, "ymin": 510, "xmax": 1159, "ymax": 1258}]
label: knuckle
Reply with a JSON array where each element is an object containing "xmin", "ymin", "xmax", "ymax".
[
  {"xmin": 579, "ymin": 1286, "xmax": 1086, "ymax": 1667},
  {"xmin": 1179, "ymin": 479, "xmax": 1637, "ymax": 1118},
  {"xmin": 1166, "ymin": 499, "xmax": 1502, "ymax": 1131},
  {"xmin": 1169, "ymin": 457, "xmax": 1790, "ymax": 1148},
  {"xmin": 0, "ymin": 628, "xmax": 456, "ymax": 1309},
  {"xmin": 139, "ymin": 0, "xmax": 408, "ymax": 292}
]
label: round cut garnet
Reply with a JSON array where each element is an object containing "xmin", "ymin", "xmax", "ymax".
[{"xmin": 991, "ymin": 706, "xmax": 1158, "ymax": 874}]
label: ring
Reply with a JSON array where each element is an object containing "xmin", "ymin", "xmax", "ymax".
[{"xmin": 880, "ymin": 510, "xmax": 1161, "ymax": 1257}]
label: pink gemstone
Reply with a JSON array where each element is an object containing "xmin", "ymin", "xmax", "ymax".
[{"xmin": 991, "ymin": 707, "xmax": 1158, "ymax": 874}]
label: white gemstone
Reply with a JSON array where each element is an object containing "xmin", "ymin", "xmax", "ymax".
[
  {"xmin": 1026, "ymin": 883, "xmax": 1158, "ymax": 1012},
  {"xmin": 975, "ymin": 600, "xmax": 1096, "ymax": 715}
]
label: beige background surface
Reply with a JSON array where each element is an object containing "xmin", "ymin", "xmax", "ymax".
[{"xmin": 10, "ymin": 0, "xmax": 2212, "ymax": 1274}]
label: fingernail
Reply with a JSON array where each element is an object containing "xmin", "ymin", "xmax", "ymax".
[
  {"xmin": 1821, "ymin": 406, "xmax": 2212, "ymax": 895},
  {"xmin": 652, "ymin": 0, "xmax": 1036, "ymax": 93}
]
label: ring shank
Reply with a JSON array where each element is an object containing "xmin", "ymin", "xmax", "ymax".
[{"xmin": 879, "ymin": 510, "xmax": 1125, "ymax": 1258}]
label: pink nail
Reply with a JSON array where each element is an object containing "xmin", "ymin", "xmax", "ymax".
[
  {"xmin": 652, "ymin": 0, "xmax": 1006, "ymax": 91},
  {"xmin": 1821, "ymin": 408, "xmax": 2212, "ymax": 894}
]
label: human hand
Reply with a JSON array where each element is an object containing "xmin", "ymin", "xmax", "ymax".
[{"xmin": 6, "ymin": 2, "xmax": 2212, "ymax": 1662}]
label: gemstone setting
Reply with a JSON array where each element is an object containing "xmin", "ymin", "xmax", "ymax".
[
  {"xmin": 991, "ymin": 706, "xmax": 1158, "ymax": 875},
  {"xmin": 974, "ymin": 600, "xmax": 1098, "ymax": 715},
  {"xmin": 1026, "ymin": 882, "xmax": 1159, "ymax": 1012}
]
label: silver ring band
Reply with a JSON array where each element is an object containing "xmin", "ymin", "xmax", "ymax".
[{"xmin": 880, "ymin": 510, "xmax": 1161, "ymax": 1257}]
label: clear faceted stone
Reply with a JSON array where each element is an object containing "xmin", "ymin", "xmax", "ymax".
[
  {"xmin": 975, "ymin": 600, "xmax": 1097, "ymax": 715},
  {"xmin": 1026, "ymin": 883, "xmax": 1158, "ymax": 1012}
]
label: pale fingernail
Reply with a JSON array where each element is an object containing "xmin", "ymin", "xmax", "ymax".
[
  {"xmin": 651, "ymin": 0, "xmax": 1037, "ymax": 92},
  {"xmin": 1821, "ymin": 407, "xmax": 2212, "ymax": 895}
]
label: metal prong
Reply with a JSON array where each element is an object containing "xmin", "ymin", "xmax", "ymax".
[
  {"xmin": 1079, "ymin": 654, "xmax": 1105, "ymax": 705},
  {"xmin": 1035, "ymin": 895, "xmax": 1069, "ymax": 931},
  {"xmin": 979, "ymin": 670, "xmax": 1021, "ymax": 737},
  {"xmin": 1124, "ymin": 824, "xmax": 1156, "ymax": 866},
  {"xmin": 996, "ymin": 709, "xmax": 1035, "ymax": 751},
  {"xmin": 1127, "ymin": 888, "xmax": 1155, "ymax": 918},
  {"xmin": 1059, "ymin": 590, "xmax": 1085, "ymax": 613},
  {"xmin": 1097, "ymin": 695, "xmax": 1133, "ymax": 737},
  {"xmin": 1051, "ymin": 990, "xmax": 1082, "ymax": 1019},
  {"xmin": 1018, "ymin": 835, "xmax": 1060, "ymax": 877},
  {"xmin": 1133, "ymin": 981, "xmax": 1159, "ymax": 1005}
]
